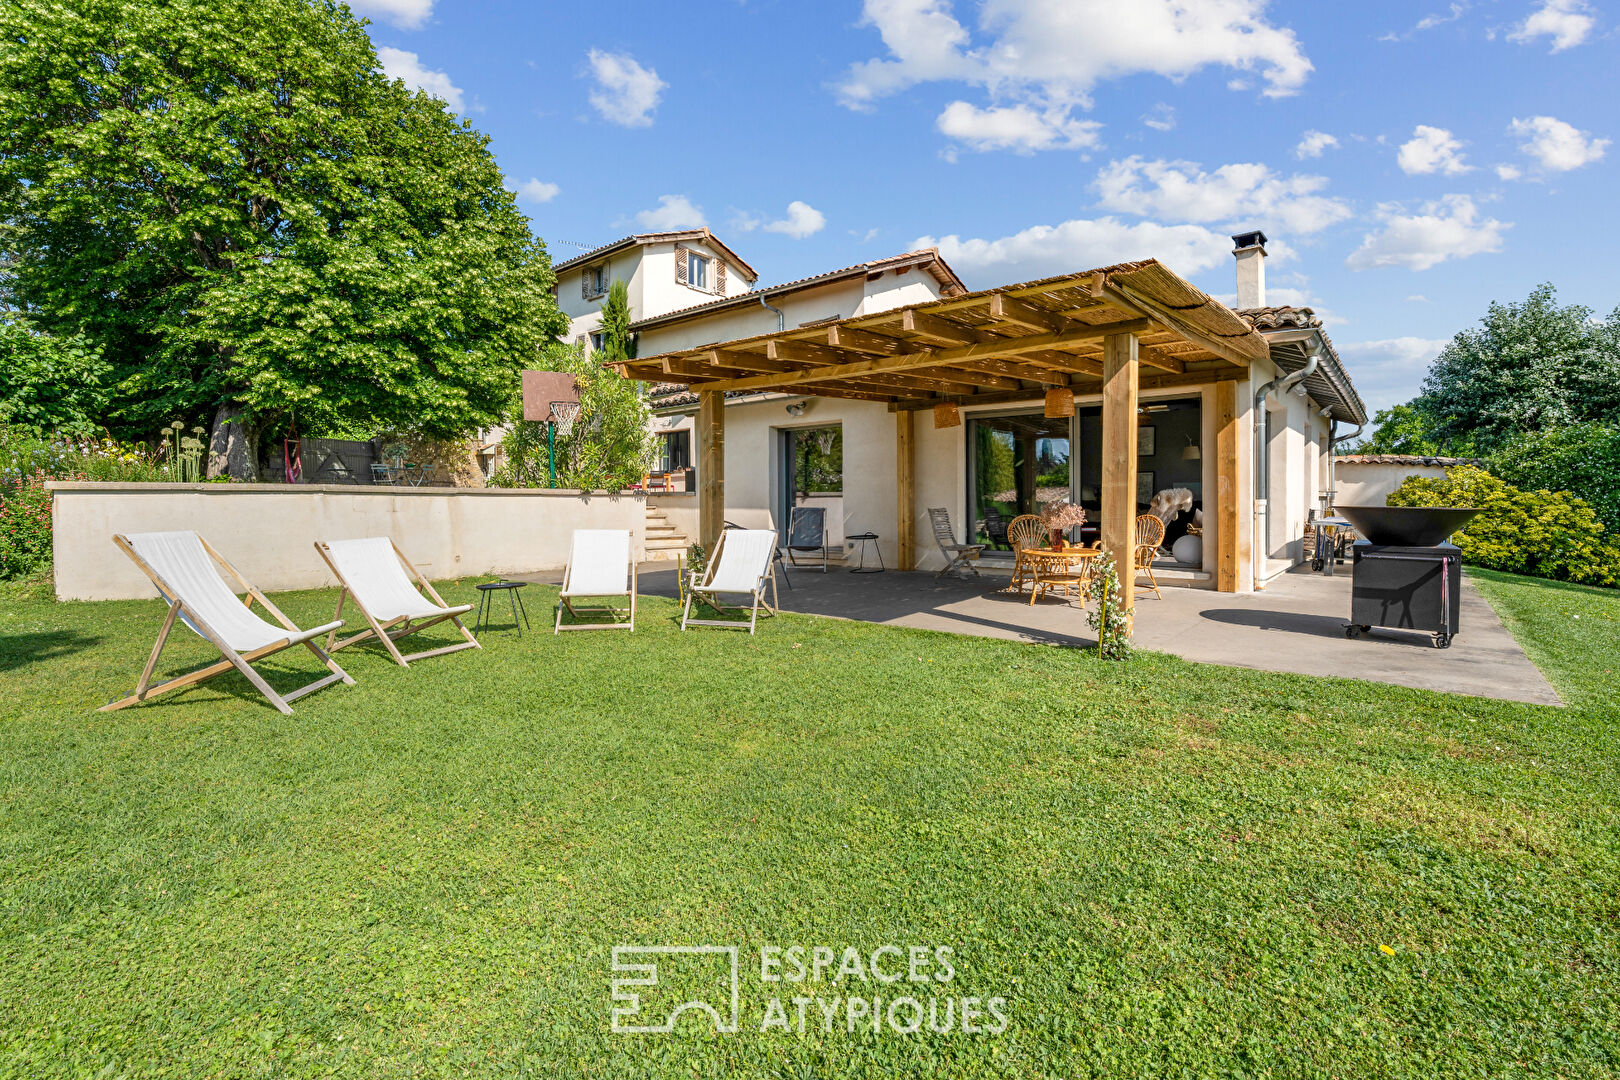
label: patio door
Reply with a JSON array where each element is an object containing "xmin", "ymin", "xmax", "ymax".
[
  {"xmin": 778, "ymin": 424, "xmax": 843, "ymax": 545},
  {"xmin": 966, "ymin": 410, "xmax": 1074, "ymax": 558}
]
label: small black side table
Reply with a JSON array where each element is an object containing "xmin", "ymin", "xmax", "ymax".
[
  {"xmin": 474, "ymin": 580, "xmax": 530, "ymax": 638},
  {"xmin": 847, "ymin": 533, "xmax": 884, "ymax": 573}
]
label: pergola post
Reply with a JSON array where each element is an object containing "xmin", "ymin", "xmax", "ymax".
[
  {"xmin": 1101, "ymin": 332, "xmax": 1139, "ymax": 626},
  {"xmin": 697, "ymin": 390, "xmax": 724, "ymax": 551},
  {"xmin": 1214, "ymin": 380, "xmax": 1245, "ymax": 592},
  {"xmin": 896, "ymin": 410, "xmax": 916, "ymax": 570}
]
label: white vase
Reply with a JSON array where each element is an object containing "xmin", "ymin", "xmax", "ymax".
[{"xmin": 1171, "ymin": 534, "xmax": 1202, "ymax": 566}]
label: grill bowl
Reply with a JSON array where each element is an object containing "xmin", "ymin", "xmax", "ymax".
[{"xmin": 1336, "ymin": 505, "xmax": 1482, "ymax": 547}]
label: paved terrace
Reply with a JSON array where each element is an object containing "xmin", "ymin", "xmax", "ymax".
[{"xmin": 519, "ymin": 562, "xmax": 1559, "ymax": 707}]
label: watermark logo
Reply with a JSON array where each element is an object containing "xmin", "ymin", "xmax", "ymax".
[
  {"xmin": 610, "ymin": 945, "xmax": 740, "ymax": 1034},
  {"xmin": 610, "ymin": 944, "xmax": 1007, "ymax": 1036}
]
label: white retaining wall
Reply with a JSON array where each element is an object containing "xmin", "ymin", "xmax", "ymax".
[{"xmin": 47, "ymin": 482, "xmax": 644, "ymax": 600}]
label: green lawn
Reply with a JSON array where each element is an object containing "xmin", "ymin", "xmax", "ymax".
[{"xmin": 0, "ymin": 573, "xmax": 1616, "ymax": 1078}]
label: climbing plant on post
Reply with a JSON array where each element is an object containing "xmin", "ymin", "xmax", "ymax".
[{"xmin": 1086, "ymin": 553, "xmax": 1134, "ymax": 660}]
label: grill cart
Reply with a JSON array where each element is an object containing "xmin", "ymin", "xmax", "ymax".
[{"xmin": 1334, "ymin": 506, "xmax": 1481, "ymax": 649}]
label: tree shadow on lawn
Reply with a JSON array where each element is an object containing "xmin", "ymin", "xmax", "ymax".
[{"xmin": 0, "ymin": 629, "xmax": 106, "ymax": 673}]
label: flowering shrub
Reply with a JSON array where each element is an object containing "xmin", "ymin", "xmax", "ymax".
[
  {"xmin": 1086, "ymin": 553, "xmax": 1134, "ymax": 660},
  {"xmin": 1386, "ymin": 465, "xmax": 1618, "ymax": 588},
  {"xmin": 0, "ymin": 472, "xmax": 55, "ymax": 579}
]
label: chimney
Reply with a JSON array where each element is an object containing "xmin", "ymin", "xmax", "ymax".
[{"xmin": 1231, "ymin": 230, "xmax": 1268, "ymax": 309}]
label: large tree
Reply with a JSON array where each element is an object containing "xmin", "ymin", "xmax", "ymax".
[
  {"xmin": 1415, "ymin": 284, "xmax": 1620, "ymax": 454},
  {"xmin": 0, "ymin": 0, "xmax": 566, "ymax": 477}
]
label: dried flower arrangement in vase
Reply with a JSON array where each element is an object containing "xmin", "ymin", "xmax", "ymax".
[{"xmin": 1039, "ymin": 499, "xmax": 1087, "ymax": 549}]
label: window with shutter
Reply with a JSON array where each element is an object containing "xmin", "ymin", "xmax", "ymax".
[
  {"xmin": 580, "ymin": 272, "xmax": 590, "ymax": 300},
  {"xmin": 675, "ymin": 246, "xmax": 689, "ymax": 286},
  {"xmin": 714, "ymin": 260, "xmax": 726, "ymax": 295}
]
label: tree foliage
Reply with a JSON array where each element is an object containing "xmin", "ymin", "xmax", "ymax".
[
  {"xmin": 0, "ymin": 0, "xmax": 566, "ymax": 475},
  {"xmin": 1415, "ymin": 284, "xmax": 1620, "ymax": 454},
  {"xmin": 0, "ymin": 318, "xmax": 112, "ymax": 437},
  {"xmin": 597, "ymin": 279, "xmax": 636, "ymax": 363},
  {"xmin": 490, "ymin": 345, "xmax": 655, "ymax": 491},
  {"xmin": 1347, "ymin": 404, "xmax": 1454, "ymax": 457},
  {"xmin": 1489, "ymin": 422, "xmax": 1620, "ymax": 537}
]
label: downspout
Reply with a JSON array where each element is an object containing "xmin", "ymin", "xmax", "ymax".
[
  {"xmin": 759, "ymin": 294, "xmax": 785, "ymax": 332},
  {"xmin": 1327, "ymin": 415, "xmax": 1365, "ymax": 513},
  {"xmin": 1252, "ymin": 345, "xmax": 1320, "ymax": 590}
]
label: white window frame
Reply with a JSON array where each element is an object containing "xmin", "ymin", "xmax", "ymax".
[{"xmin": 687, "ymin": 253, "xmax": 709, "ymax": 291}]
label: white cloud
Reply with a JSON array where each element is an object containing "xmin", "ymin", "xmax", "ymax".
[
  {"xmin": 1417, "ymin": 3, "xmax": 1469, "ymax": 30},
  {"xmin": 1295, "ymin": 130, "xmax": 1340, "ymax": 159},
  {"xmin": 1496, "ymin": 163, "xmax": 1524, "ymax": 181},
  {"xmin": 377, "ymin": 47, "xmax": 464, "ymax": 113},
  {"xmin": 1142, "ymin": 103, "xmax": 1176, "ymax": 132},
  {"xmin": 836, "ymin": 0, "xmax": 1313, "ymax": 148},
  {"xmin": 1397, "ymin": 125, "xmax": 1472, "ymax": 175},
  {"xmin": 1093, "ymin": 157, "xmax": 1352, "ymax": 235},
  {"xmin": 1346, "ymin": 195, "xmax": 1508, "ymax": 271},
  {"xmin": 516, "ymin": 179, "xmax": 559, "ymax": 204},
  {"xmin": 349, "ymin": 0, "xmax": 433, "ymax": 29},
  {"xmin": 1508, "ymin": 0, "xmax": 1596, "ymax": 51},
  {"xmin": 1336, "ymin": 337, "xmax": 1451, "ymax": 412},
  {"xmin": 914, "ymin": 216, "xmax": 1233, "ymax": 287},
  {"xmin": 727, "ymin": 210, "xmax": 763, "ymax": 233},
  {"xmin": 1406, "ymin": 294, "xmax": 1431, "ymax": 302},
  {"xmin": 936, "ymin": 101, "xmax": 1102, "ymax": 153},
  {"xmin": 762, "ymin": 201, "xmax": 827, "ymax": 239},
  {"xmin": 1509, "ymin": 115, "xmax": 1610, "ymax": 171},
  {"xmin": 586, "ymin": 50, "xmax": 666, "ymax": 127},
  {"xmin": 634, "ymin": 195, "xmax": 707, "ymax": 230}
]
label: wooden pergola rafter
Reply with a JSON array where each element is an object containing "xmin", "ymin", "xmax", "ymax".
[{"xmin": 612, "ymin": 259, "xmax": 1270, "ymax": 606}]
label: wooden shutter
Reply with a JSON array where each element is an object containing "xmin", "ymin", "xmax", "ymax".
[
  {"xmin": 581, "ymin": 271, "xmax": 590, "ymax": 300},
  {"xmin": 714, "ymin": 260, "xmax": 726, "ymax": 295},
  {"xmin": 675, "ymin": 246, "xmax": 689, "ymax": 286}
]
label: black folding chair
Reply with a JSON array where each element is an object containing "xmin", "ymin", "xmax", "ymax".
[{"xmin": 785, "ymin": 506, "xmax": 832, "ymax": 573}]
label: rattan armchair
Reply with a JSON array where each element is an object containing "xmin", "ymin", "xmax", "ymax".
[
  {"xmin": 1007, "ymin": 514, "xmax": 1045, "ymax": 593},
  {"xmin": 1134, "ymin": 513, "xmax": 1167, "ymax": 599}
]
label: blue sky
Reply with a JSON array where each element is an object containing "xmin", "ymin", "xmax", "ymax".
[{"xmin": 359, "ymin": 0, "xmax": 1617, "ymax": 415}]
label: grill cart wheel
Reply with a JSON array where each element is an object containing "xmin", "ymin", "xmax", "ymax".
[
  {"xmin": 1434, "ymin": 632, "xmax": 1452, "ymax": 649},
  {"xmin": 1345, "ymin": 624, "xmax": 1362, "ymax": 639}
]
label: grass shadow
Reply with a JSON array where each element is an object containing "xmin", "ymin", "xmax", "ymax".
[{"xmin": 0, "ymin": 629, "xmax": 106, "ymax": 673}]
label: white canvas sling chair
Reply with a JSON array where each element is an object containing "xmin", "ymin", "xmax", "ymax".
[
  {"xmin": 101, "ymin": 531, "xmax": 353, "ymax": 716},
  {"xmin": 313, "ymin": 537, "xmax": 479, "ymax": 665},
  {"xmin": 555, "ymin": 528, "xmax": 637, "ymax": 632},
  {"xmin": 681, "ymin": 528, "xmax": 779, "ymax": 634}
]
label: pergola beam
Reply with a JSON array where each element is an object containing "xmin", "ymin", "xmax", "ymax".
[{"xmin": 701, "ymin": 319, "xmax": 1154, "ymax": 394}]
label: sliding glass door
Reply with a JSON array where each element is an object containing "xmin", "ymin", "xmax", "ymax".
[{"xmin": 966, "ymin": 410, "xmax": 1074, "ymax": 556}]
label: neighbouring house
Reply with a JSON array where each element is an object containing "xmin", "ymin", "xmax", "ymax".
[
  {"xmin": 571, "ymin": 227, "xmax": 1364, "ymax": 595},
  {"xmin": 1333, "ymin": 454, "xmax": 1480, "ymax": 508}
]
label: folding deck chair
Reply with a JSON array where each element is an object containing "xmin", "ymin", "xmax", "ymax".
[
  {"xmin": 681, "ymin": 528, "xmax": 779, "ymax": 633},
  {"xmin": 314, "ymin": 537, "xmax": 480, "ymax": 665},
  {"xmin": 101, "ymin": 531, "xmax": 354, "ymax": 715},
  {"xmin": 554, "ymin": 529, "xmax": 637, "ymax": 632},
  {"xmin": 785, "ymin": 506, "xmax": 832, "ymax": 572},
  {"xmin": 929, "ymin": 507, "xmax": 984, "ymax": 578}
]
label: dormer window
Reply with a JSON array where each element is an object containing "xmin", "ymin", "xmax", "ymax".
[
  {"xmin": 675, "ymin": 245, "xmax": 726, "ymax": 295},
  {"xmin": 581, "ymin": 265, "xmax": 608, "ymax": 300}
]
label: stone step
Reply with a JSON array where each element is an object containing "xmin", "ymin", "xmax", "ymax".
[{"xmin": 645, "ymin": 537, "xmax": 688, "ymax": 550}]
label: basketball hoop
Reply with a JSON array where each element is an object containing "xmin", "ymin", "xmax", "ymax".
[{"xmin": 551, "ymin": 400, "xmax": 582, "ymax": 438}]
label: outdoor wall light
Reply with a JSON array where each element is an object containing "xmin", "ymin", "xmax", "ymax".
[{"xmin": 785, "ymin": 401, "xmax": 808, "ymax": 417}]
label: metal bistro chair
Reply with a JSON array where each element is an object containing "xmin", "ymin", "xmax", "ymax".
[
  {"xmin": 785, "ymin": 506, "xmax": 832, "ymax": 573},
  {"xmin": 1006, "ymin": 513, "xmax": 1045, "ymax": 594},
  {"xmin": 929, "ymin": 507, "xmax": 984, "ymax": 579},
  {"xmin": 1135, "ymin": 513, "xmax": 1168, "ymax": 599}
]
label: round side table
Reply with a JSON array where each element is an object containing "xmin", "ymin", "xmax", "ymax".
[
  {"xmin": 847, "ymin": 532, "xmax": 884, "ymax": 573},
  {"xmin": 474, "ymin": 580, "xmax": 531, "ymax": 638}
]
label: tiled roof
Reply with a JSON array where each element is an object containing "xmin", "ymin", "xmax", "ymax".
[
  {"xmin": 1335, "ymin": 455, "xmax": 1481, "ymax": 466},
  {"xmin": 1238, "ymin": 305, "xmax": 1322, "ymax": 331},
  {"xmin": 628, "ymin": 249, "xmax": 967, "ymax": 331},
  {"xmin": 552, "ymin": 229, "xmax": 759, "ymax": 281}
]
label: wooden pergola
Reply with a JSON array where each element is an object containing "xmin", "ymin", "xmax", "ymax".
[{"xmin": 613, "ymin": 260, "xmax": 1270, "ymax": 611}]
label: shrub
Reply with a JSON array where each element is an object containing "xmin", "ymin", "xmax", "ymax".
[
  {"xmin": 0, "ymin": 472, "xmax": 54, "ymax": 579},
  {"xmin": 1489, "ymin": 422, "xmax": 1620, "ymax": 537},
  {"xmin": 1386, "ymin": 465, "xmax": 1618, "ymax": 587}
]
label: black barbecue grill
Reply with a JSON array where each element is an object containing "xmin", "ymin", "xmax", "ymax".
[{"xmin": 1335, "ymin": 506, "xmax": 1482, "ymax": 649}]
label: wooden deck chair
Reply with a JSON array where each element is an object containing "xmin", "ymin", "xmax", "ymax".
[
  {"xmin": 555, "ymin": 528, "xmax": 637, "ymax": 632},
  {"xmin": 681, "ymin": 528, "xmax": 779, "ymax": 633},
  {"xmin": 101, "ymin": 531, "xmax": 353, "ymax": 715},
  {"xmin": 314, "ymin": 538, "xmax": 479, "ymax": 665},
  {"xmin": 929, "ymin": 507, "xmax": 984, "ymax": 578}
]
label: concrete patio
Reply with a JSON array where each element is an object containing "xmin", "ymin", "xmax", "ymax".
[{"xmin": 589, "ymin": 561, "xmax": 1560, "ymax": 706}]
